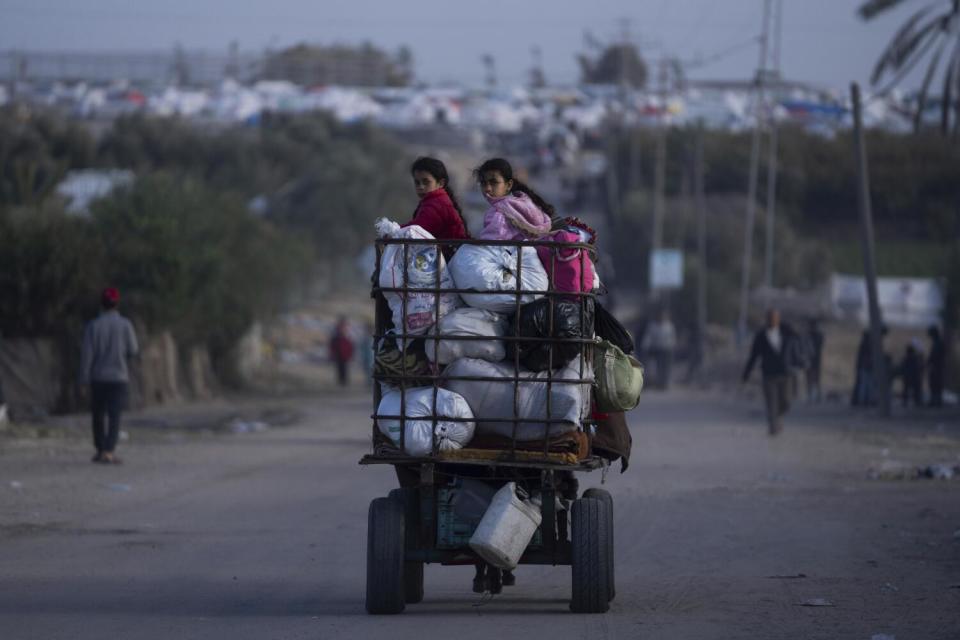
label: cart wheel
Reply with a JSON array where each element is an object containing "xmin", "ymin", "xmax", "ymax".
[
  {"xmin": 570, "ymin": 496, "xmax": 611, "ymax": 613},
  {"xmin": 582, "ymin": 488, "xmax": 615, "ymax": 602},
  {"xmin": 389, "ymin": 488, "xmax": 424, "ymax": 604},
  {"xmin": 366, "ymin": 497, "xmax": 405, "ymax": 614}
]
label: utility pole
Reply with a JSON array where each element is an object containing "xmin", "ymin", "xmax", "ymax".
[
  {"xmin": 652, "ymin": 58, "xmax": 668, "ymax": 252},
  {"xmin": 763, "ymin": 0, "xmax": 783, "ymax": 289},
  {"xmin": 851, "ymin": 83, "xmax": 891, "ymax": 418},
  {"xmin": 694, "ymin": 121, "xmax": 707, "ymax": 375},
  {"xmin": 737, "ymin": 0, "xmax": 772, "ymax": 345}
]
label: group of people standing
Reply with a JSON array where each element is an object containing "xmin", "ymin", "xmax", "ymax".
[{"xmin": 852, "ymin": 324, "xmax": 946, "ymax": 408}]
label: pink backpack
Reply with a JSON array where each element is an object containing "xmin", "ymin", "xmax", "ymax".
[{"xmin": 536, "ymin": 230, "xmax": 595, "ymax": 293}]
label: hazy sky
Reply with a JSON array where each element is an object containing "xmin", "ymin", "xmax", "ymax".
[{"xmin": 0, "ymin": 0, "xmax": 923, "ymax": 90}]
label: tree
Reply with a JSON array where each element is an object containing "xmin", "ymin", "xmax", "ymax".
[
  {"xmin": 579, "ymin": 43, "xmax": 648, "ymax": 88},
  {"xmin": 859, "ymin": 0, "xmax": 960, "ymax": 134}
]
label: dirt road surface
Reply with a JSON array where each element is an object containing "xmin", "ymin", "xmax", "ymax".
[{"xmin": 1, "ymin": 388, "xmax": 958, "ymax": 639}]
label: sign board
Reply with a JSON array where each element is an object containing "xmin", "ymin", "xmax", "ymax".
[
  {"xmin": 830, "ymin": 273, "xmax": 945, "ymax": 328},
  {"xmin": 649, "ymin": 249, "xmax": 684, "ymax": 290}
]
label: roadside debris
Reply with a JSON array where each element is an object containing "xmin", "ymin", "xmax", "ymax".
[
  {"xmin": 869, "ymin": 461, "xmax": 960, "ymax": 481},
  {"xmin": 767, "ymin": 573, "xmax": 807, "ymax": 579},
  {"xmin": 225, "ymin": 418, "xmax": 270, "ymax": 434},
  {"xmin": 796, "ymin": 598, "xmax": 835, "ymax": 607}
]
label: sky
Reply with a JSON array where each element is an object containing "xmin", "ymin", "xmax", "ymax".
[{"xmin": 0, "ymin": 0, "xmax": 925, "ymax": 90}]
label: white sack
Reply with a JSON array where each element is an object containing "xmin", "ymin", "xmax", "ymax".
[
  {"xmin": 425, "ymin": 308, "xmax": 508, "ymax": 365},
  {"xmin": 448, "ymin": 245, "xmax": 548, "ymax": 312},
  {"xmin": 377, "ymin": 387, "xmax": 475, "ymax": 456},
  {"xmin": 377, "ymin": 219, "xmax": 460, "ymax": 335},
  {"xmin": 442, "ymin": 357, "xmax": 591, "ymax": 441}
]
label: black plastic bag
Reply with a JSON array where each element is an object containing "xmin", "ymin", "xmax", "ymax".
[
  {"xmin": 508, "ymin": 297, "xmax": 595, "ymax": 372},
  {"xmin": 594, "ymin": 302, "xmax": 634, "ymax": 355}
]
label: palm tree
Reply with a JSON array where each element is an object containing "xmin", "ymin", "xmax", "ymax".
[{"xmin": 859, "ymin": 0, "xmax": 960, "ymax": 134}]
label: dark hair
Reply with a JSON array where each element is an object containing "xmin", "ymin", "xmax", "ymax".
[
  {"xmin": 474, "ymin": 157, "xmax": 556, "ymax": 217},
  {"xmin": 410, "ymin": 156, "xmax": 466, "ymax": 227}
]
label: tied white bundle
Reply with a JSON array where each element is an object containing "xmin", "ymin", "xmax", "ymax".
[
  {"xmin": 447, "ymin": 244, "xmax": 549, "ymax": 312},
  {"xmin": 377, "ymin": 387, "xmax": 475, "ymax": 456},
  {"xmin": 377, "ymin": 220, "xmax": 460, "ymax": 334}
]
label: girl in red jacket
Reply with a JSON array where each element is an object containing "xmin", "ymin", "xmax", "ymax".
[{"xmin": 405, "ymin": 156, "xmax": 469, "ymax": 258}]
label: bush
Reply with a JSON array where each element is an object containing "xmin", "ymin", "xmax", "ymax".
[
  {"xmin": 88, "ymin": 174, "xmax": 313, "ymax": 360},
  {"xmin": 0, "ymin": 203, "xmax": 103, "ymax": 337}
]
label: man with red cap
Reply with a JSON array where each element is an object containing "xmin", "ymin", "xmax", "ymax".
[{"xmin": 80, "ymin": 287, "xmax": 139, "ymax": 464}]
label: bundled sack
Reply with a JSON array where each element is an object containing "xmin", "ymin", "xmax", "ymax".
[
  {"xmin": 536, "ymin": 230, "xmax": 596, "ymax": 294},
  {"xmin": 448, "ymin": 244, "xmax": 549, "ymax": 312},
  {"xmin": 376, "ymin": 218, "xmax": 460, "ymax": 335},
  {"xmin": 443, "ymin": 357, "xmax": 591, "ymax": 441},
  {"xmin": 374, "ymin": 330, "xmax": 433, "ymax": 389},
  {"xmin": 425, "ymin": 307, "xmax": 508, "ymax": 365},
  {"xmin": 593, "ymin": 339, "xmax": 644, "ymax": 412},
  {"xmin": 594, "ymin": 302, "xmax": 635, "ymax": 354},
  {"xmin": 508, "ymin": 297, "xmax": 595, "ymax": 372},
  {"xmin": 377, "ymin": 387, "xmax": 475, "ymax": 456}
]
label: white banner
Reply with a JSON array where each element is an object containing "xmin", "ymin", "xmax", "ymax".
[{"xmin": 830, "ymin": 273, "xmax": 944, "ymax": 328}]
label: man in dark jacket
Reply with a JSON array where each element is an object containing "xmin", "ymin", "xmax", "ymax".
[
  {"xmin": 80, "ymin": 287, "xmax": 139, "ymax": 464},
  {"xmin": 742, "ymin": 309, "xmax": 797, "ymax": 435}
]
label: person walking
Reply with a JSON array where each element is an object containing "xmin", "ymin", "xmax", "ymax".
[
  {"xmin": 851, "ymin": 326, "xmax": 888, "ymax": 407},
  {"xmin": 805, "ymin": 319, "xmax": 825, "ymax": 403},
  {"xmin": 80, "ymin": 287, "xmax": 139, "ymax": 464},
  {"xmin": 893, "ymin": 339, "xmax": 925, "ymax": 408},
  {"xmin": 926, "ymin": 325, "xmax": 945, "ymax": 408},
  {"xmin": 329, "ymin": 317, "xmax": 355, "ymax": 387},
  {"xmin": 741, "ymin": 309, "xmax": 798, "ymax": 435},
  {"xmin": 642, "ymin": 309, "xmax": 677, "ymax": 390}
]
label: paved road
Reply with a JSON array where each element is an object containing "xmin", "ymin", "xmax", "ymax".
[{"xmin": 1, "ymin": 389, "xmax": 958, "ymax": 639}]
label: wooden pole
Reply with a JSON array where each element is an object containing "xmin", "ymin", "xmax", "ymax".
[
  {"xmin": 694, "ymin": 122, "xmax": 707, "ymax": 373},
  {"xmin": 737, "ymin": 0, "xmax": 772, "ymax": 345},
  {"xmin": 763, "ymin": 0, "xmax": 782, "ymax": 289},
  {"xmin": 850, "ymin": 82, "xmax": 891, "ymax": 417}
]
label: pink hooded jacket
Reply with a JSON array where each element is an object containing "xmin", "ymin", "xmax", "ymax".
[{"xmin": 477, "ymin": 192, "xmax": 553, "ymax": 241}]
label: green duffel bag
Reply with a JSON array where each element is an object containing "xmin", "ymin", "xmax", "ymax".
[{"xmin": 592, "ymin": 339, "xmax": 644, "ymax": 412}]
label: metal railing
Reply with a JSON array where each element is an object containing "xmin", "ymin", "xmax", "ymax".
[{"xmin": 370, "ymin": 235, "xmax": 598, "ymax": 464}]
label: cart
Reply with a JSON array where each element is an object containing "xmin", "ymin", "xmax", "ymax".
[{"xmin": 361, "ymin": 233, "xmax": 616, "ymax": 614}]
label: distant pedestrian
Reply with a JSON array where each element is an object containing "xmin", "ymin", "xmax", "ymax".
[
  {"xmin": 926, "ymin": 325, "xmax": 945, "ymax": 408},
  {"xmin": 741, "ymin": 309, "xmax": 799, "ymax": 435},
  {"xmin": 851, "ymin": 326, "xmax": 888, "ymax": 407},
  {"xmin": 0, "ymin": 374, "xmax": 7, "ymax": 425},
  {"xmin": 805, "ymin": 319, "xmax": 825, "ymax": 403},
  {"xmin": 894, "ymin": 340, "xmax": 924, "ymax": 408},
  {"xmin": 80, "ymin": 287, "xmax": 139, "ymax": 464},
  {"xmin": 360, "ymin": 321, "xmax": 375, "ymax": 386},
  {"xmin": 642, "ymin": 309, "xmax": 677, "ymax": 390},
  {"xmin": 329, "ymin": 317, "xmax": 355, "ymax": 387}
]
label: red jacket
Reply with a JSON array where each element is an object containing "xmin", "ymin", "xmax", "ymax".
[{"xmin": 403, "ymin": 189, "xmax": 468, "ymax": 255}]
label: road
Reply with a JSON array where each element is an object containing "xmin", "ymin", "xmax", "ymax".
[{"xmin": 1, "ymin": 388, "xmax": 958, "ymax": 639}]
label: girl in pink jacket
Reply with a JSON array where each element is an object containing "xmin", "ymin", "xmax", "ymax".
[
  {"xmin": 475, "ymin": 158, "xmax": 594, "ymax": 292},
  {"xmin": 474, "ymin": 158, "xmax": 554, "ymax": 241}
]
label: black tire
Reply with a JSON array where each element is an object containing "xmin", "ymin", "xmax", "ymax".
[
  {"xmin": 366, "ymin": 497, "xmax": 406, "ymax": 614},
  {"xmin": 389, "ymin": 488, "xmax": 424, "ymax": 604},
  {"xmin": 583, "ymin": 488, "xmax": 615, "ymax": 602},
  {"xmin": 570, "ymin": 496, "xmax": 611, "ymax": 613}
]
